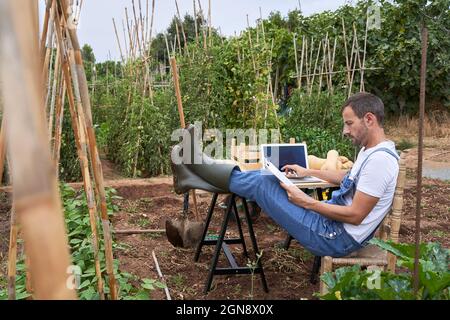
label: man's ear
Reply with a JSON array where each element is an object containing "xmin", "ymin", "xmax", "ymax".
[{"xmin": 364, "ymin": 112, "xmax": 377, "ymax": 126}]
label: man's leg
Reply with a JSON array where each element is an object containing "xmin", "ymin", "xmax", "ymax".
[{"xmin": 229, "ymin": 169, "xmax": 325, "ymax": 254}]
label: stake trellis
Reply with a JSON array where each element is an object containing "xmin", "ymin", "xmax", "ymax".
[{"xmin": 1, "ymin": 0, "xmax": 118, "ymax": 300}]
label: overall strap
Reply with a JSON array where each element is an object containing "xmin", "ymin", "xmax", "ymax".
[{"xmin": 354, "ymin": 147, "xmax": 399, "ymax": 180}]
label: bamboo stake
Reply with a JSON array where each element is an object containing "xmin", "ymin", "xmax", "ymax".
[
  {"xmin": 414, "ymin": 24, "xmax": 428, "ymax": 297},
  {"xmin": 152, "ymin": 250, "xmax": 171, "ymax": 300},
  {"xmin": 175, "ymin": 21, "xmax": 183, "ymax": 57},
  {"xmin": 131, "ymin": 0, "xmax": 143, "ymax": 56},
  {"xmin": 304, "ymin": 37, "xmax": 310, "ymax": 89},
  {"xmin": 299, "ymin": 35, "xmax": 305, "ymax": 91},
  {"xmin": 53, "ymin": 81, "xmax": 66, "ymax": 177},
  {"xmin": 197, "ymin": 0, "xmax": 207, "ymax": 50},
  {"xmin": 6, "ymin": 155, "xmax": 17, "ymax": 300},
  {"xmin": 0, "ymin": 0, "xmax": 76, "ymax": 299},
  {"xmin": 246, "ymin": 15, "xmax": 257, "ymax": 73},
  {"xmin": 309, "ymin": 38, "xmax": 322, "ymax": 96},
  {"xmin": 114, "ymin": 229, "xmax": 165, "ymax": 234},
  {"xmin": 308, "ymin": 37, "xmax": 315, "ymax": 95},
  {"xmin": 293, "ymin": 34, "xmax": 300, "ymax": 88},
  {"xmin": 170, "ymin": 57, "xmax": 200, "ymax": 221},
  {"xmin": 348, "ymin": 24, "xmax": 357, "ymax": 97},
  {"xmin": 360, "ymin": 8, "xmax": 370, "ymax": 92},
  {"xmin": 0, "ymin": 116, "xmax": 6, "ymax": 184},
  {"xmin": 318, "ymin": 40, "xmax": 325, "ymax": 95},
  {"xmin": 44, "ymin": 33, "xmax": 55, "ymax": 113},
  {"xmin": 112, "ymin": 18, "xmax": 125, "ymax": 62},
  {"xmin": 175, "ymin": 0, "xmax": 189, "ymax": 54},
  {"xmin": 193, "ymin": 0, "xmax": 199, "ymax": 45},
  {"xmin": 40, "ymin": 0, "xmax": 54, "ymax": 62},
  {"xmin": 208, "ymin": 0, "xmax": 212, "ymax": 47},
  {"xmin": 146, "ymin": 0, "xmax": 156, "ymax": 58},
  {"xmin": 7, "ymin": 208, "xmax": 18, "ymax": 300},
  {"xmin": 54, "ymin": 9, "xmax": 105, "ymax": 300},
  {"xmin": 60, "ymin": 0, "xmax": 118, "ymax": 298},
  {"xmin": 125, "ymin": 8, "xmax": 135, "ymax": 59},
  {"xmin": 122, "ymin": 19, "xmax": 130, "ymax": 61},
  {"xmin": 330, "ymin": 38, "xmax": 337, "ymax": 94},
  {"xmin": 48, "ymin": 45, "xmax": 61, "ymax": 142},
  {"xmin": 341, "ymin": 17, "xmax": 351, "ymax": 87}
]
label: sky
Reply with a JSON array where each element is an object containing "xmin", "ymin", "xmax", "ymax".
[{"xmin": 40, "ymin": 0, "xmax": 351, "ymax": 62}]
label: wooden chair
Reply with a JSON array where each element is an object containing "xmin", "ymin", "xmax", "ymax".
[{"xmin": 319, "ymin": 151, "xmax": 407, "ymax": 295}]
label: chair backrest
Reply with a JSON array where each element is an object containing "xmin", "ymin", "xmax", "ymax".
[
  {"xmin": 230, "ymin": 138, "xmax": 298, "ymax": 171},
  {"xmin": 377, "ymin": 151, "xmax": 407, "ymax": 242}
]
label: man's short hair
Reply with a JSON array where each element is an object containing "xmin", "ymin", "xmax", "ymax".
[{"xmin": 342, "ymin": 92, "xmax": 385, "ymax": 126}]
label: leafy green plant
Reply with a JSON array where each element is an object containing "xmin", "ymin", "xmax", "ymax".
[
  {"xmin": 283, "ymin": 91, "xmax": 354, "ymax": 159},
  {"xmin": 0, "ymin": 184, "xmax": 164, "ymax": 300},
  {"xmin": 246, "ymin": 250, "xmax": 264, "ymax": 300},
  {"xmin": 319, "ymin": 239, "xmax": 450, "ymax": 300},
  {"xmin": 396, "ymin": 138, "xmax": 415, "ymax": 151}
]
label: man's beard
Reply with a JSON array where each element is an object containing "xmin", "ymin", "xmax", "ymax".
[{"xmin": 347, "ymin": 125, "xmax": 368, "ymax": 147}]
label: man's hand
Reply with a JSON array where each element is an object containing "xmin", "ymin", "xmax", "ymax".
[
  {"xmin": 280, "ymin": 182, "xmax": 317, "ymax": 209},
  {"xmin": 281, "ymin": 164, "xmax": 309, "ymax": 178}
]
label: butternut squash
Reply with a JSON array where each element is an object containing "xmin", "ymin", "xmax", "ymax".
[
  {"xmin": 341, "ymin": 160, "xmax": 354, "ymax": 170},
  {"xmin": 320, "ymin": 150, "xmax": 339, "ymax": 171},
  {"xmin": 308, "ymin": 155, "xmax": 326, "ymax": 170},
  {"xmin": 338, "ymin": 155, "xmax": 349, "ymax": 164}
]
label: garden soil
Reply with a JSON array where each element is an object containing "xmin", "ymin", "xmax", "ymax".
[{"xmin": 0, "ymin": 137, "xmax": 449, "ymax": 300}]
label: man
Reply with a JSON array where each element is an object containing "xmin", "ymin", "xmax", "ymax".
[
  {"xmin": 170, "ymin": 92, "xmax": 399, "ymax": 257},
  {"xmin": 228, "ymin": 92, "xmax": 399, "ymax": 257}
]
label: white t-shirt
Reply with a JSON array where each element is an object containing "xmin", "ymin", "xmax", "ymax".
[{"xmin": 343, "ymin": 141, "xmax": 399, "ymax": 243}]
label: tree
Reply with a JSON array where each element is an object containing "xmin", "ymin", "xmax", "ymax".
[{"xmin": 81, "ymin": 44, "xmax": 96, "ymax": 64}]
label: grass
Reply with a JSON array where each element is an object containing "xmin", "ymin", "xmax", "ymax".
[
  {"xmin": 428, "ymin": 229, "xmax": 447, "ymax": 238},
  {"xmin": 170, "ymin": 273, "xmax": 185, "ymax": 291},
  {"xmin": 136, "ymin": 217, "xmax": 150, "ymax": 228},
  {"xmin": 396, "ymin": 138, "xmax": 416, "ymax": 151},
  {"xmin": 386, "ymin": 113, "xmax": 450, "ymax": 139}
]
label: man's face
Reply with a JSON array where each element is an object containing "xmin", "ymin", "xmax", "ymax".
[{"xmin": 342, "ymin": 106, "xmax": 368, "ymax": 147}]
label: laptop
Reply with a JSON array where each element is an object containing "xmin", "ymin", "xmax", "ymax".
[{"xmin": 260, "ymin": 143, "xmax": 324, "ymax": 183}]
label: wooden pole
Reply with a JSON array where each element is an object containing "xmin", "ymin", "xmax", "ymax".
[
  {"xmin": 208, "ymin": 0, "xmax": 212, "ymax": 47},
  {"xmin": 414, "ymin": 25, "xmax": 428, "ymax": 298},
  {"xmin": 0, "ymin": 0, "xmax": 76, "ymax": 299},
  {"xmin": 293, "ymin": 34, "xmax": 300, "ymax": 88},
  {"xmin": 170, "ymin": 57, "xmax": 200, "ymax": 221},
  {"xmin": 193, "ymin": 0, "xmax": 199, "ymax": 45},
  {"xmin": 112, "ymin": 18, "xmax": 125, "ymax": 62},
  {"xmin": 0, "ymin": 116, "xmax": 6, "ymax": 184},
  {"xmin": 53, "ymin": 8, "xmax": 105, "ymax": 299},
  {"xmin": 360, "ymin": 8, "xmax": 370, "ymax": 92},
  {"xmin": 299, "ymin": 35, "xmax": 305, "ymax": 91},
  {"xmin": 59, "ymin": 0, "xmax": 119, "ymax": 298},
  {"xmin": 7, "ymin": 208, "xmax": 18, "ymax": 300},
  {"xmin": 341, "ymin": 17, "xmax": 351, "ymax": 87}
]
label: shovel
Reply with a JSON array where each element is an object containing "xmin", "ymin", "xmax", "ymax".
[
  {"xmin": 166, "ymin": 192, "xmax": 204, "ymax": 248},
  {"xmin": 166, "ymin": 57, "xmax": 204, "ymax": 248}
]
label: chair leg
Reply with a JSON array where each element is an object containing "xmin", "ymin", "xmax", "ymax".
[
  {"xmin": 241, "ymin": 197, "xmax": 269, "ymax": 293},
  {"xmin": 387, "ymin": 252, "xmax": 396, "ymax": 272},
  {"xmin": 319, "ymin": 256, "xmax": 332, "ymax": 295},
  {"xmin": 310, "ymin": 256, "xmax": 321, "ymax": 284},
  {"xmin": 203, "ymin": 194, "xmax": 235, "ymax": 294},
  {"xmin": 282, "ymin": 235, "xmax": 293, "ymax": 250},
  {"xmin": 232, "ymin": 198, "xmax": 249, "ymax": 257},
  {"xmin": 194, "ymin": 193, "xmax": 218, "ymax": 262}
]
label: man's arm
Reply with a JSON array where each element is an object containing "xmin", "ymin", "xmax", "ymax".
[
  {"xmin": 280, "ymin": 183, "xmax": 379, "ymax": 225},
  {"xmin": 304, "ymin": 169, "xmax": 348, "ymax": 185},
  {"xmin": 281, "ymin": 164, "xmax": 348, "ymax": 185}
]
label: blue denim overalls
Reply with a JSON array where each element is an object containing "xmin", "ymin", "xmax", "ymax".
[{"xmin": 229, "ymin": 147, "xmax": 399, "ymax": 257}]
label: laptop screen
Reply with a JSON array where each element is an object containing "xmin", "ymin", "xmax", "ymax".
[{"xmin": 262, "ymin": 144, "xmax": 308, "ymax": 171}]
